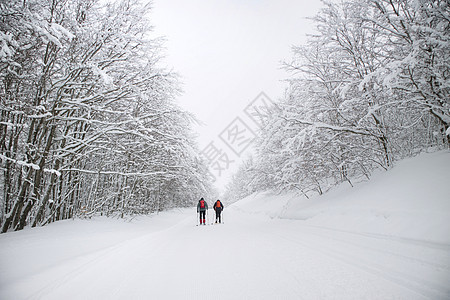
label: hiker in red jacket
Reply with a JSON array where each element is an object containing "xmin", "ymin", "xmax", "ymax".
[
  {"xmin": 213, "ymin": 199, "xmax": 224, "ymax": 224},
  {"xmin": 197, "ymin": 198, "xmax": 208, "ymax": 225}
]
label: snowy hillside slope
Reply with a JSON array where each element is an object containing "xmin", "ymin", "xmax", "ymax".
[
  {"xmin": 0, "ymin": 151, "xmax": 449, "ymax": 299},
  {"xmin": 234, "ymin": 150, "xmax": 450, "ymax": 245}
]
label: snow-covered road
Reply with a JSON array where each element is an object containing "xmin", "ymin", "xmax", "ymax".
[{"xmin": 1, "ymin": 205, "xmax": 449, "ymax": 300}]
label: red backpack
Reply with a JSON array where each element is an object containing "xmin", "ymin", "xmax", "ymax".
[{"xmin": 200, "ymin": 200, "xmax": 205, "ymax": 208}]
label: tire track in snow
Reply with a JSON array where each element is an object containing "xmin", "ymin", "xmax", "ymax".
[
  {"xmin": 210, "ymin": 209, "xmax": 426, "ymax": 299},
  {"xmin": 25, "ymin": 216, "xmax": 193, "ymax": 300},
  {"xmin": 264, "ymin": 223, "xmax": 450, "ymax": 300},
  {"xmin": 289, "ymin": 224, "xmax": 450, "ymax": 273}
]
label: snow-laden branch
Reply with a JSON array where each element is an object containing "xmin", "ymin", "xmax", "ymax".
[
  {"xmin": 59, "ymin": 168, "xmax": 168, "ymax": 177},
  {"xmin": 281, "ymin": 117, "xmax": 378, "ymax": 137},
  {"xmin": 0, "ymin": 154, "xmax": 40, "ymax": 170},
  {"xmin": 0, "ymin": 154, "xmax": 61, "ymax": 176}
]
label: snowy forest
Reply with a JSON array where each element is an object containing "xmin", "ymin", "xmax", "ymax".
[
  {"xmin": 223, "ymin": 0, "xmax": 449, "ymax": 202},
  {"xmin": 1, "ymin": 0, "xmax": 449, "ymax": 298},
  {"xmin": 0, "ymin": 0, "xmax": 214, "ymax": 232},
  {"xmin": 1, "ymin": 0, "xmax": 449, "ymax": 233}
]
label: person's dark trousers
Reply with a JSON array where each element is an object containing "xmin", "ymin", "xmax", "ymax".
[
  {"xmin": 215, "ymin": 209, "xmax": 221, "ymax": 223},
  {"xmin": 199, "ymin": 211, "xmax": 206, "ymax": 224}
]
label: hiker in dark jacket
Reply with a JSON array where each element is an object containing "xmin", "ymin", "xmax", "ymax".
[
  {"xmin": 197, "ymin": 198, "xmax": 208, "ymax": 225},
  {"xmin": 213, "ymin": 199, "xmax": 224, "ymax": 223}
]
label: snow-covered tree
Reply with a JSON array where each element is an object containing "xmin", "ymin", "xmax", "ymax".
[
  {"xmin": 222, "ymin": 156, "xmax": 259, "ymax": 203},
  {"xmin": 0, "ymin": 0, "xmax": 213, "ymax": 232},
  {"xmin": 228, "ymin": 0, "xmax": 449, "ymax": 200}
]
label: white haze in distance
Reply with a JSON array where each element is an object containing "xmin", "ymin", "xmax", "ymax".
[{"xmin": 151, "ymin": 0, "xmax": 323, "ymax": 191}]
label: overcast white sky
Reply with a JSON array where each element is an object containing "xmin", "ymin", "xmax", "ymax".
[{"xmin": 150, "ymin": 0, "xmax": 324, "ymax": 191}]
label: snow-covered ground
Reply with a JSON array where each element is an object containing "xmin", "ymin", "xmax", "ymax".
[{"xmin": 1, "ymin": 151, "xmax": 449, "ymax": 299}]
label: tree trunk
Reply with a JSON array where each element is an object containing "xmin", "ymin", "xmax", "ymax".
[{"xmin": 15, "ymin": 124, "xmax": 56, "ymax": 230}]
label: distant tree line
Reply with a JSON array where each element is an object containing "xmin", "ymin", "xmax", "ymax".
[
  {"xmin": 0, "ymin": 0, "xmax": 214, "ymax": 232},
  {"xmin": 223, "ymin": 0, "xmax": 449, "ymax": 201}
]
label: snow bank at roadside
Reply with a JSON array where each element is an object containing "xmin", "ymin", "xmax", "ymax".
[{"xmin": 233, "ymin": 151, "xmax": 450, "ymax": 245}]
